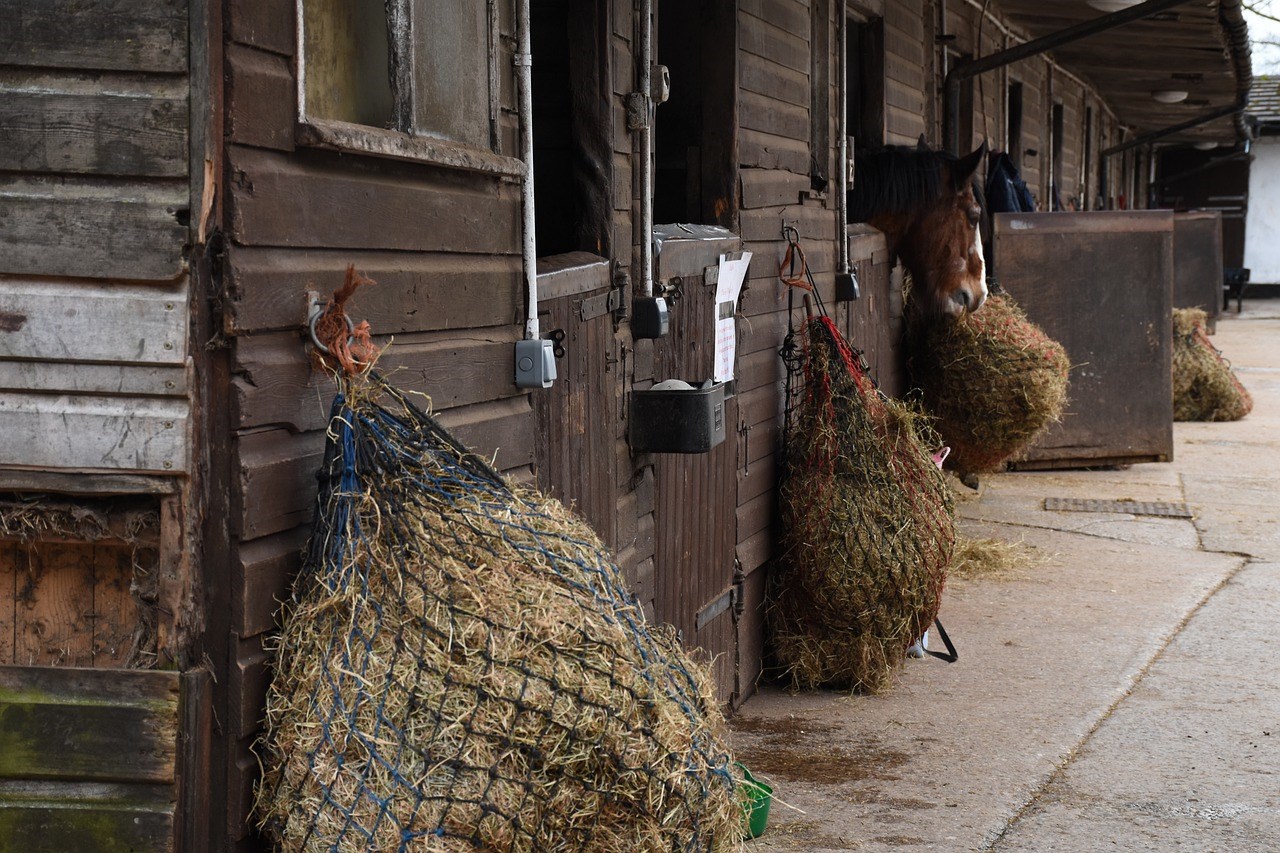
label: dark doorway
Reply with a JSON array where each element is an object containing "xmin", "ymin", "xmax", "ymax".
[
  {"xmin": 845, "ymin": 15, "xmax": 885, "ymax": 152},
  {"xmin": 531, "ymin": 0, "xmax": 612, "ymax": 256},
  {"xmin": 654, "ymin": 0, "xmax": 736, "ymax": 227}
]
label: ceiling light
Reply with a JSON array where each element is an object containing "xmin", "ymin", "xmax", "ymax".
[
  {"xmin": 1152, "ymin": 90, "xmax": 1189, "ymax": 104},
  {"xmin": 1087, "ymin": 0, "xmax": 1144, "ymax": 11},
  {"xmin": 1194, "ymin": 141, "xmax": 1218, "ymax": 150}
]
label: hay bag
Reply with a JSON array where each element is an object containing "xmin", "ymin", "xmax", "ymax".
[
  {"xmin": 255, "ymin": 368, "xmax": 740, "ymax": 850},
  {"xmin": 1173, "ymin": 308, "xmax": 1252, "ymax": 422},
  {"xmin": 909, "ymin": 293, "xmax": 1070, "ymax": 474},
  {"xmin": 768, "ymin": 315, "xmax": 956, "ymax": 693}
]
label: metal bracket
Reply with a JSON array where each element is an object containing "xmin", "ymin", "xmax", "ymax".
[
  {"xmin": 306, "ymin": 296, "xmax": 355, "ymax": 355},
  {"xmin": 626, "ymin": 92, "xmax": 650, "ymax": 130}
]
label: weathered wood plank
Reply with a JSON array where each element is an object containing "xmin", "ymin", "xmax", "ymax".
[
  {"xmin": 740, "ymin": 13, "xmax": 809, "ymax": 74},
  {"xmin": 230, "ymin": 636, "xmax": 267, "ymax": 739},
  {"xmin": 0, "ymin": 544, "xmax": 14, "ymax": 663},
  {"xmin": 228, "ymin": 0, "xmax": 295, "ymax": 56},
  {"xmin": 233, "ymin": 392, "xmax": 537, "ymax": 543},
  {"xmin": 226, "ymin": 146, "xmax": 521, "ymax": 254},
  {"xmin": 225, "ymin": 246, "xmax": 521, "ymax": 334},
  {"xmin": 232, "ymin": 333, "xmax": 522, "ymax": 432},
  {"xmin": 0, "ymin": 0, "xmax": 188, "ymax": 74},
  {"xmin": 740, "ymin": 51, "xmax": 808, "ymax": 107},
  {"xmin": 740, "ymin": 90, "xmax": 809, "ymax": 142},
  {"xmin": 235, "ymin": 528, "xmax": 308, "ymax": 638},
  {"xmin": 0, "ymin": 280, "xmax": 187, "ymax": 364},
  {"xmin": 0, "ymin": 665, "xmax": 179, "ymax": 783},
  {"xmin": 739, "ymin": 0, "xmax": 808, "ymax": 35},
  {"xmin": 739, "ymin": 128, "xmax": 810, "ymax": 175},
  {"xmin": 234, "ymin": 430, "xmax": 324, "ymax": 541},
  {"xmin": 226, "ymin": 44, "xmax": 295, "ymax": 152},
  {"xmin": 13, "ymin": 543, "xmax": 95, "ymax": 668},
  {"xmin": 0, "ymin": 393, "xmax": 188, "ymax": 474},
  {"xmin": 0, "ymin": 470, "xmax": 179, "ymax": 497},
  {"xmin": 0, "ymin": 800, "xmax": 172, "ymax": 852},
  {"xmin": 91, "ymin": 544, "xmax": 136, "ymax": 667},
  {"xmin": 740, "ymin": 169, "xmax": 809, "ymax": 210},
  {"xmin": 0, "ymin": 362, "xmax": 187, "ymax": 398},
  {"xmin": 0, "ymin": 70, "xmax": 188, "ymax": 177},
  {"xmin": 0, "ymin": 177, "xmax": 188, "ymax": 281}
]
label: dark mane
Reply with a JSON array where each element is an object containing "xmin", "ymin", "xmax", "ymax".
[{"xmin": 848, "ymin": 146, "xmax": 960, "ymax": 222}]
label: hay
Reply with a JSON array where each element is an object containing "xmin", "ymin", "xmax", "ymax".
[
  {"xmin": 909, "ymin": 293, "xmax": 1070, "ymax": 475},
  {"xmin": 1172, "ymin": 308, "xmax": 1252, "ymax": 422},
  {"xmin": 949, "ymin": 535, "xmax": 1042, "ymax": 581},
  {"xmin": 255, "ymin": 373, "xmax": 740, "ymax": 852},
  {"xmin": 769, "ymin": 316, "xmax": 955, "ymax": 693}
]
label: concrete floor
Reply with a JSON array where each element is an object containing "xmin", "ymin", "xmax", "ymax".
[{"xmin": 729, "ymin": 302, "xmax": 1280, "ymax": 852}]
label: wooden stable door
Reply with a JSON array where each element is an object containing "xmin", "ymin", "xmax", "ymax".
[
  {"xmin": 651, "ymin": 273, "xmax": 738, "ymax": 704},
  {"xmin": 532, "ymin": 256, "xmax": 621, "ymax": 549},
  {"xmin": 994, "ymin": 211, "xmax": 1175, "ymax": 468}
]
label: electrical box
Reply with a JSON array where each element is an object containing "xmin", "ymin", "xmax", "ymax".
[
  {"xmin": 632, "ymin": 296, "xmax": 669, "ymax": 339},
  {"xmin": 514, "ymin": 338, "xmax": 556, "ymax": 389},
  {"xmin": 629, "ymin": 380, "xmax": 726, "ymax": 453}
]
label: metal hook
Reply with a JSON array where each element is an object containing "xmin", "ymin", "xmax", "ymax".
[
  {"xmin": 307, "ymin": 298, "xmax": 356, "ymax": 355},
  {"xmin": 782, "ymin": 224, "xmax": 800, "ymax": 246}
]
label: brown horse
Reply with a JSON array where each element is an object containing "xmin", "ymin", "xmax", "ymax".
[{"xmin": 849, "ymin": 142, "xmax": 988, "ymax": 319}]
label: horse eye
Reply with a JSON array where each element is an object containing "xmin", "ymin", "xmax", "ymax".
[{"xmin": 966, "ymin": 207, "xmax": 981, "ymax": 226}]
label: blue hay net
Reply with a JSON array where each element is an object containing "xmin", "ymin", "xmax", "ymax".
[{"xmin": 258, "ymin": 372, "xmax": 736, "ymax": 851}]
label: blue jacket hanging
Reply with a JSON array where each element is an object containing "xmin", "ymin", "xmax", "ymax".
[{"xmin": 986, "ymin": 151, "xmax": 1036, "ymax": 214}]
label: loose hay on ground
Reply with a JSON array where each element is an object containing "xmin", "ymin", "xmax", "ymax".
[
  {"xmin": 769, "ymin": 316, "xmax": 955, "ymax": 694},
  {"xmin": 909, "ymin": 293, "xmax": 1070, "ymax": 475},
  {"xmin": 1172, "ymin": 308, "xmax": 1252, "ymax": 422},
  {"xmin": 949, "ymin": 535, "xmax": 1043, "ymax": 581},
  {"xmin": 255, "ymin": 374, "xmax": 740, "ymax": 852}
]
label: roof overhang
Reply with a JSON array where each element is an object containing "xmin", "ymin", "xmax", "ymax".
[{"xmin": 994, "ymin": 0, "xmax": 1251, "ymax": 148}]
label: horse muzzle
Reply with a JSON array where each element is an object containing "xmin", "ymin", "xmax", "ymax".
[{"xmin": 945, "ymin": 285, "xmax": 987, "ymax": 317}]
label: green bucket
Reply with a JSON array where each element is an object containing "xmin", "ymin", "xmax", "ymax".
[{"xmin": 735, "ymin": 762, "xmax": 773, "ymax": 840}]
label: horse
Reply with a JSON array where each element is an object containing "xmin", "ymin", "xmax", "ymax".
[{"xmin": 849, "ymin": 141, "xmax": 989, "ymax": 320}]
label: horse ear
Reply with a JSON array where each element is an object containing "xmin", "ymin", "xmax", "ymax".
[
  {"xmin": 951, "ymin": 141, "xmax": 988, "ymax": 186},
  {"xmin": 917, "ymin": 134, "xmax": 930, "ymax": 151}
]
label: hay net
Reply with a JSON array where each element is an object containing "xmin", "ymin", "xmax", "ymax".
[
  {"xmin": 770, "ymin": 262, "xmax": 955, "ymax": 692},
  {"xmin": 256, "ymin": 314, "xmax": 737, "ymax": 849},
  {"xmin": 907, "ymin": 290, "xmax": 1070, "ymax": 475},
  {"xmin": 1172, "ymin": 308, "xmax": 1252, "ymax": 422}
]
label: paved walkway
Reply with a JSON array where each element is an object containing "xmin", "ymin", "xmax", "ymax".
[{"xmin": 730, "ymin": 302, "xmax": 1280, "ymax": 851}]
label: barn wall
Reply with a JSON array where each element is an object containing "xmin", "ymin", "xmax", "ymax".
[
  {"xmin": 0, "ymin": 1, "xmax": 192, "ymax": 482},
  {"xmin": 218, "ymin": 0, "xmax": 537, "ymax": 846}
]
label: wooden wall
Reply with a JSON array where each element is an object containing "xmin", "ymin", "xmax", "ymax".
[
  {"xmin": 0, "ymin": 0, "xmax": 192, "ymax": 482},
  {"xmin": 218, "ymin": 1, "xmax": 533, "ymax": 846}
]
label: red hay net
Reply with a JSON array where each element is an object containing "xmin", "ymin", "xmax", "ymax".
[{"xmin": 771, "ymin": 314, "xmax": 955, "ymax": 692}]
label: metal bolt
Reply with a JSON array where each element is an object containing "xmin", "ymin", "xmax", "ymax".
[
  {"xmin": 164, "ymin": 302, "xmax": 174, "ymax": 310},
  {"xmin": 164, "ymin": 341, "xmax": 174, "ymax": 350},
  {"xmin": 165, "ymin": 380, "xmax": 175, "ymax": 389},
  {"xmin": 163, "ymin": 461, "xmax": 173, "ymax": 469},
  {"xmin": 163, "ymin": 421, "xmax": 173, "ymax": 429}
]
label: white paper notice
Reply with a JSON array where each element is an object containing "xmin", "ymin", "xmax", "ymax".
[{"xmin": 713, "ymin": 251, "xmax": 752, "ymax": 383}]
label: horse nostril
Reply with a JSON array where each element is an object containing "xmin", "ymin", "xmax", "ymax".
[{"xmin": 952, "ymin": 289, "xmax": 971, "ymax": 311}]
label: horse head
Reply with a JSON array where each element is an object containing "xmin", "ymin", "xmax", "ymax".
[{"xmin": 850, "ymin": 142, "xmax": 989, "ymax": 320}]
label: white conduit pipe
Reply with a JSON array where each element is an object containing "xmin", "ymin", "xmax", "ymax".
[
  {"xmin": 517, "ymin": 0, "xmax": 539, "ymax": 339},
  {"xmin": 638, "ymin": 0, "xmax": 655, "ymax": 298},
  {"xmin": 837, "ymin": 0, "xmax": 849, "ymax": 276}
]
